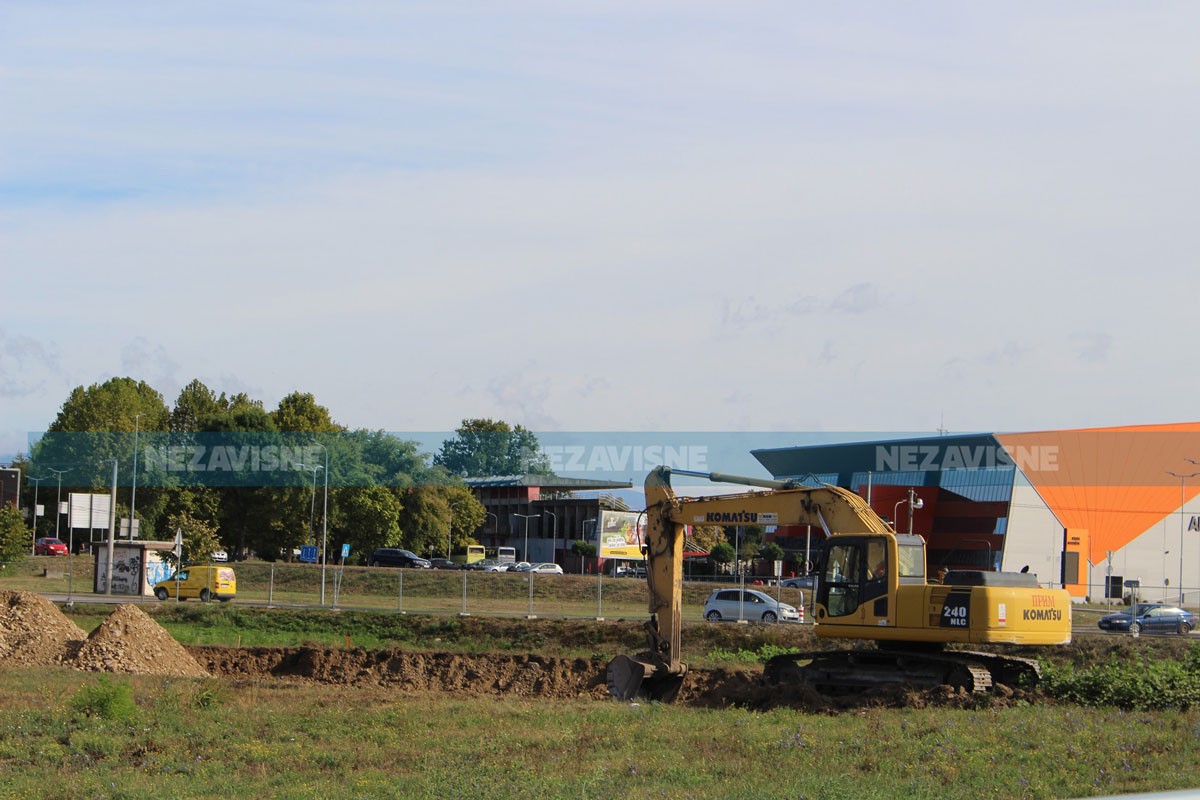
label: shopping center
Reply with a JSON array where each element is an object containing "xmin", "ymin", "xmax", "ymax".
[{"xmin": 752, "ymin": 423, "xmax": 1200, "ymax": 603}]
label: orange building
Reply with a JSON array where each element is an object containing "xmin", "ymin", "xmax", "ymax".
[{"xmin": 753, "ymin": 423, "xmax": 1200, "ymax": 604}]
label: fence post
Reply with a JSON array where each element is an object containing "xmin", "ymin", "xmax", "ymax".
[
  {"xmin": 268, "ymin": 563, "xmax": 275, "ymax": 608},
  {"xmin": 460, "ymin": 571, "xmax": 469, "ymax": 616},
  {"xmin": 397, "ymin": 570, "xmax": 404, "ymax": 613}
]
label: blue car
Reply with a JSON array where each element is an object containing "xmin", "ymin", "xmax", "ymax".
[{"xmin": 1097, "ymin": 603, "xmax": 1195, "ymax": 636}]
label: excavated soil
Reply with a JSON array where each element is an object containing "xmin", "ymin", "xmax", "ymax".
[
  {"xmin": 0, "ymin": 590, "xmax": 1192, "ymax": 712},
  {"xmin": 184, "ymin": 644, "xmax": 1040, "ymax": 712},
  {"xmin": 0, "ymin": 589, "xmax": 87, "ymax": 666},
  {"xmin": 75, "ymin": 604, "xmax": 209, "ymax": 677}
]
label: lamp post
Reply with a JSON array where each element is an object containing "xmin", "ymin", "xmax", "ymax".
[
  {"xmin": 47, "ymin": 467, "xmax": 70, "ymax": 600},
  {"xmin": 893, "ymin": 487, "xmax": 923, "ymax": 535},
  {"xmin": 544, "ymin": 509, "xmax": 557, "ymax": 566},
  {"xmin": 1167, "ymin": 468, "xmax": 1200, "ymax": 604},
  {"xmin": 27, "ymin": 475, "xmax": 49, "ymax": 553},
  {"xmin": 311, "ymin": 442, "xmax": 330, "ymax": 605},
  {"xmin": 129, "ymin": 413, "xmax": 143, "ymax": 540},
  {"xmin": 446, "ymin": 498, "xmax": 462, "ymax": 561},
  {"xmin": 486, "ymin": 512, "xmax": 499, "ymax": 548},
  {"xmin": 584, "ymin": 517, "xmax": 597, "ymax": 576},
  {"xmin": 514, "ymin": 513, "xmax": 540, "ymax": 562},
  {"xmin": 296, "ymin": 463, "xmax": 322, "ymax": 545}
]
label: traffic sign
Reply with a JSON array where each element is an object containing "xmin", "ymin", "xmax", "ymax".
[{"xmin": 299, "ymin": 545, "xmax": 319, "ymax": 563}]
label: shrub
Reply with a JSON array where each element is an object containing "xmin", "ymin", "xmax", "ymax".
[
  {"xmin": 70, "ymin": 675, "xmax": 137, "ymax": 721},
  {"xmin": 1040, "ymin": 645, "xmax": 1200, "ymax": 711}
]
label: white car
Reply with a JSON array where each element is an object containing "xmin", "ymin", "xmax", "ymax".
[
  {"xmin": 525, "ymin": 562, "xmax": 563, "ymax": 574},
  {"xmin": 702, "ymin": 588, "xmax": 799, "ymax": 623},
  {"xmin": 211, "ymin": 549, "xmax": 229, "ymax": 562}
]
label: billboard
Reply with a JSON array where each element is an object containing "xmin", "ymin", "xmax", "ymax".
[
  {"xmin": 0, "ymin": 468, "xmax": 18, "ymax": 508},
  {"xmin": 597, "ymin": 510, "xmax": 646, "ymax": 559}
]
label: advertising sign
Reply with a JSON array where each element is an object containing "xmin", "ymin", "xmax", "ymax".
[{"xmin": 596, "ymin": 510, "xmax": 646, "ymax": 559}]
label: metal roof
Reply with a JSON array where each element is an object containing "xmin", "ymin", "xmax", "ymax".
[{"xmin": 464, "ymin": 474, "xmax": 633, "ymax": 490}]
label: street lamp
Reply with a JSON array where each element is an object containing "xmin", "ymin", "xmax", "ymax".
[
  {"xmin": 129, "ymin": 413, "xmax": 143, "ymax": 540},
  {"xmin": 544, "ymin": 509, "xmax": 557, "ymax": 565},
  {"xmin": 1167, "ymin": 468, "xmax": 1200, "ymax": 604},
  {"xmin": 893, "ymin": 487, "xmax": 923, "ymax": 536},
  {"xmin": 296, "ymin": 463, "xmax": 323, "ymax": 545},
  {"xmin": 46, "ymin": 467, "xmax": 70, "ymax": 600},
  {"xmin": 514, "ymin": 513, "xmax": 540, "ymax": 562},
  {"xmin": 305, "ymin": 442, "xmax": 330, "ymax": 605},
  {"xmin": 583, "ymin": 517, "xmax": 597, "ymax": 576},
  {"xmin": 486, "ymin": 512, "xmax": 499, "ymax": 547},
  {"xmin": 27, "ymin": 475, "xmax": 49, "ymax": 553}
]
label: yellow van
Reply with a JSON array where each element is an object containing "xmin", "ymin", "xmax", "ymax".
[{"xmin": 154, "ymin": 564, "xmax": 236, "ymax": 602}]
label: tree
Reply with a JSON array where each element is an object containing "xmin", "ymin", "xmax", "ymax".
[
  {"xmin": 760, "ymin": 541, "xmax": 785, "ymax": 564},
  {"xmin": 158, "ymin": 510, "xmax": 222, "ymax": 568},
  {"xmin": 435, "ymin": 419, "xmax": 552, "ymax": 477},
  {"xmin": 709, "ymin": 541, "xmax": 735, "ymax": 572},
  {"xmin": 272, "ymin": 392, "xmax": 338, "ymax": 432},
  {"xmin": 0, "ymin": 503, "xmax": 30, "ymax": 568},
  {"xmin": 334, "ymin": 485, "xmax": 402, "ymax": 557},
  {"xmin": 688, "ymin": 524, "xmax": 725, "ymax": 554}
]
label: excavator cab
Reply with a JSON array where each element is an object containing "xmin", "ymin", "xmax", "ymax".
[{"xmin": 815, "ymin": 533, "xmax": 927, "ymax": 625}]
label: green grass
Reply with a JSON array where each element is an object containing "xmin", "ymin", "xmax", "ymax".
[
  {"xmin": 0, "ymin": 667, "xmax": 1197, "ymax": 799},
  {"xmin": 7, "ymin": 555, "xmax": 776, "ymax": 622}
]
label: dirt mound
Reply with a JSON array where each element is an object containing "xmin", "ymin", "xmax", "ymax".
[
  {"xmin": 0, "ymin": 589, "xmax": 86, "ymax": 666},
  {"xmin": 75, "ymin": 604, "xmax": 209, "ymax": 678}
]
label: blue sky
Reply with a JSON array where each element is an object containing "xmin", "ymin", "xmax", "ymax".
[{"xmin": 3, "ymin": 2, "xmax": 1199, "ymax": 460}]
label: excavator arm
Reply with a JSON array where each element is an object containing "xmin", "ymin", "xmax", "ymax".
[{"xmin": 608, "ymin": 466, "xmax": 894, "ymax": 702}]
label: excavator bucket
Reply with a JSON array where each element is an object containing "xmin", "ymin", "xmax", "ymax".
[{"xmin": 607, "ymin": 655, "xmax": 684, "ymax": 703}]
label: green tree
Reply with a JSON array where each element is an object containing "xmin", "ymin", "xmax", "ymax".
[
  {"xmin": 0, "ymin": 503, "xmax": 30, "ymax": 567},
  {"xmin": 272, "ymin": 392, "xmax": 338, "ymax": 432},
  {"xmin": 709, "ymin": 541, "xmax": 735, "ymax": 572},
  {"xmin": 435, "ymin": 419, "xmax": 551, "ymax": 477},
  {"xmin": 760, "ymin": 541, "xmax": 785, "ymax": 563},
  {"xmin": 335, "ymin": 485, "xmax": 402, "ymax": 557},
  {"xmin": 159, "ymin": 510, "xmax": 223, "ymax": 568}
]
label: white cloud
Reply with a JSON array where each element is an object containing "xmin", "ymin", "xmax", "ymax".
[{"xmin": 3, "ymin": 2, "xmax": 1200, "ymax": 454}]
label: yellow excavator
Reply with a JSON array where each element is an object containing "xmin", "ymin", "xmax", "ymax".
[{"xmin": 607, "ymin": 467, "xmax": 1073, "ymax": 702}]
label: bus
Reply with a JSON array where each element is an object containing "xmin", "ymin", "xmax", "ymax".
[
  {"xmin": 496, "ymin": 546, "xmax": 516, "ymax": 564},
  {"xmin": 464, "ymin": 545, "xmax": 486, "ymax": 565}
]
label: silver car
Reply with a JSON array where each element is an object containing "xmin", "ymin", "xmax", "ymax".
[{"xmin": 703, "ymin": 588, "xmax": 799, "ymax": 623}]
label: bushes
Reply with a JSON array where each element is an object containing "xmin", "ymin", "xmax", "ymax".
[
  {"xmin": 70, "ymin": 675, "xmax": 136, "ymax": 721},
  {"xmin": 1040, "ymin": 643, "xmax": 1200, "ymax": 710}
]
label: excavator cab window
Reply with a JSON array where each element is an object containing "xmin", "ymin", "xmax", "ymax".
[
  {"xmin": 819, "ymin": 537, "xmax": 893, "ymax": 617},
  {"xmin": 820, "ymin": 541, "xmax": 864, "ymax": 618}
]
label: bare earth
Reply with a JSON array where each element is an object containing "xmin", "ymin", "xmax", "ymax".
[{"xmin": 1, "ymin": 590, "xmax": 1191, "ymax": 713}]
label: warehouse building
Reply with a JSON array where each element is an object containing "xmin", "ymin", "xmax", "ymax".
[{"xmin": 752, "ymin": 423, "xmax": 1200, "ymax": 604}]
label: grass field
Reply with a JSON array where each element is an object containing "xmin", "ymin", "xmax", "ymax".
[
  {"xmin": 5, "ymin": 558, "xmax": 1200, "ymax": 798},
  {"xmin": 1, "ymin": 666, "xmax": 1198, "ymax": 800}
]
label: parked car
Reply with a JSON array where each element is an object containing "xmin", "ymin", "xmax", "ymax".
[
  {"xmin": 781, "ymin": 575, "xmax": 816, "ymax": 590},
  {"xmin": 1097, "ymin": 603, "xmax": 1195, "ymax": 636},
  {"xmin": 154, "ymin": 565, "xmax": 236, "ymax": 602},
  {"xmin": 34, "ymin": 537, "xmax": 68, "ymax": 556},
  {"xmin": 615, "ymin": 564, "xmax": 647, "ymax": 578},
  {"xmin": 525, "ymin": 562, "xmax": 564, "ymax": 575},
  {"xmin": 367, "ymin": 549, "xmax": 432, "ymax": 569},
  {"xmin": 703, "ymin": 588, "xmax": 800, "ymax": 623},
  {"xmin": 429, "ymin": 558, "xmax": 461, "ymax": 570}
]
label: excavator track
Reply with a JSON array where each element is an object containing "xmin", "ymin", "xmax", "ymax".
[{"xmin": 763, "ymin": 648, "xmax": 1041, "ymax": 695}]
